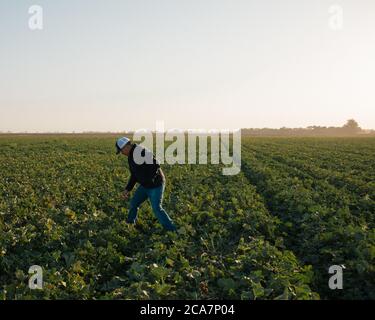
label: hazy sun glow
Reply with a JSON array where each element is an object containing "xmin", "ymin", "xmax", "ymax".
[{"xmin": 1, "ymin": 0, "xmax": 375, "ymax": 132}]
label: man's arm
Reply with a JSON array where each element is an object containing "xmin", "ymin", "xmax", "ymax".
[{"xmin": 125, "ymin": 174, "xmax": 137, "ymax": 192}]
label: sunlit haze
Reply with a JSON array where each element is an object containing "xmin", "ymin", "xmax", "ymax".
[{"xmin": 1, "ymin": 0, "xmax": 375, "ymax": 132}]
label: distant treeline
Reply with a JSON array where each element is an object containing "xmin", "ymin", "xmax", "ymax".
[
  {"xmin": 242, "ymin": 119, "xmax": 375, "ymax": 137},
  {"xmin": 2, "ymin": 120, "xmax": 375, "ymax": 137}
]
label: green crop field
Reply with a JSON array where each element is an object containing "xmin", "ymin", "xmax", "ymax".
[{"xmin": 0, "ymin": 135, "xmax": 374, "ymax": 300}]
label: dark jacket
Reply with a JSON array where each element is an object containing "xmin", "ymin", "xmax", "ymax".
[{"xmin": 125, "ymin": 144, "xmax": 165, "ymax": 191}]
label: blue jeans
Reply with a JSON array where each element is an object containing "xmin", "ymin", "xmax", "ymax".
[{"xmin": 127, "ymin": 184, "xmax": 177, "ymax": 231}]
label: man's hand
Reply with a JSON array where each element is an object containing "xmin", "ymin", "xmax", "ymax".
[{"xmin": 122, "ymin": 190, "xmax": 130, "ymax": 200}]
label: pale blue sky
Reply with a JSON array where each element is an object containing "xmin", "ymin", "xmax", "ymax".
[{"xmin": 1, "ymin": 0, "xmax": 375, "ymax": 132}]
